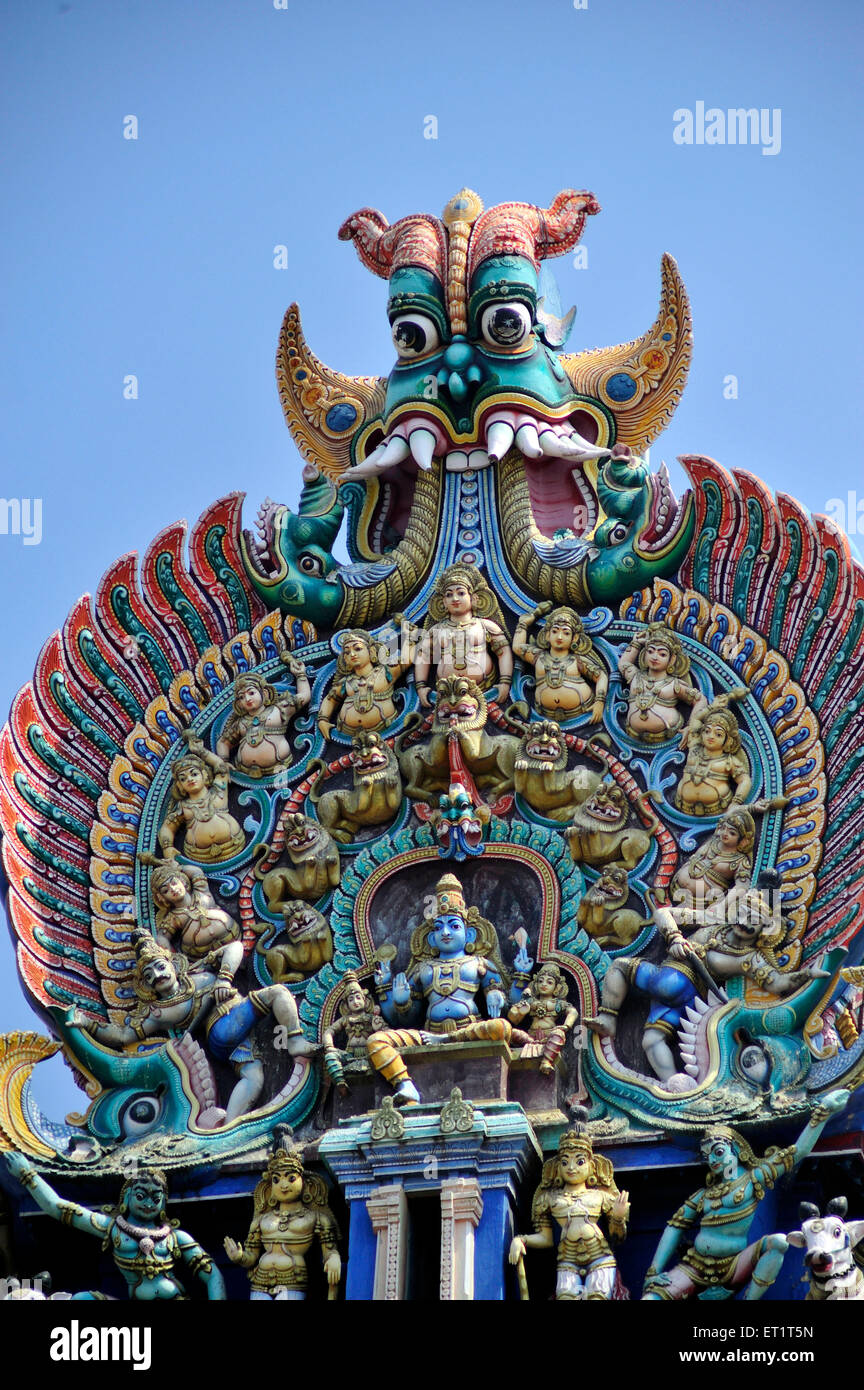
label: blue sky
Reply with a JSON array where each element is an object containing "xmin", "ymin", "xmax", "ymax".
[{"xmin": 1, "ymin": 0, "xmax": 862, "ymax": 1114}]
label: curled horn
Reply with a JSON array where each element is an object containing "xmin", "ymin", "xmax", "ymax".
[
  {"xmin": 534, "ymin": 190, "xmax": 602, "ymax": 260},
  {"xmin": 468, "ymin": 189, "xmax": 599, "ymax": 279},
  {"xmin": 338, "ymin": 207, "xmax": 393, "ymax": 278},
  {"xmin": 339, "ymin": 209, "xmax": 447, "ymax": 281},
  {"xmin": 826, "ymin": 1196, "xmax": 849, "ymax": 1217},
  {"xmin": 799, "ymin": 1201, "xmax": 821, "ymax": 1222},
  {"xmin": 276, "ymin": 304, "xmax": 387, "ymax": 478}
]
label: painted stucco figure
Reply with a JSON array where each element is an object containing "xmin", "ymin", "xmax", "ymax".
[
  {"xmin": 242, "ymin": 189, "xmax": 694, "ymax": 627},
  {"xmin": 256, "ymin": 813, "xmax": 341, "ymax": 908},
  {"xmin": 509, "ymin": 1122, "xmax": 629, "ymax": 1300},
  {"xmin": 367, "ymin": 873, "xmax": 516, "ymax": 1104},
  {"xmin": 566, "ymin": 782, "xmax": 657, "ymax": 871},
  {"xmin": 514, "ymin": 602, "xmax": 607, "ymax": 722},
  {"xmin": 140, "ymin": 853, "xmax": 240, "ymax": 960},
  {"xmin": 216, "ymin": 659, "xmax": 310, "ymax": 777},
  {"xmin": 513, "ymin": 718, "xmax": 601, "ymax": 822},
  {"xmin": 322, "ymin": 971, "xmax": 385, "ymax": 1094},
  {"xmin": 508, "ymin": 957, "xmax": 578, "ymax": 1073},
  {"xmin": 675, "ymin": 688, "xmax": 751, "ymax": 816},
  {"xmin": 642, "ymin": 1091, "xmax": 849, "ymax": 1300},
  {"xmin": 254, "ymin": 901, "xmax": 334, "ymax": 983},
  {"xmin": 672, "ymin": 807, "xmax": 756, "ymax": 907},
  {"xmin": 309, "ymin": 730, "xmax": 402, "ymax": 841},
  {"xmin": 397, "ymin": 676, "xmax": 519, "ymax": 806},
  {"xmin": 158, "ymin": 732, "xmax": 245, "ymax": 863},
  {"xmin": 68, "ymin": 929, "xmax": 315, "ymax": 1122},
  {"xmin": 224, "ymin": 1139, "xmax": 340, "ymax": 1300},
  {"xmin": 4, "ymin": 1157, "xmax": 225, "ymax": 1301},
  {"xmin": 414, "ymin": 564, "xmax": 512, "ymax": 709},
  {"xmin": 618, "ymin": 622, "xmax": 706, "ymax": 743},
  {"xmin": 317, "ymin": 628, "xmax": 412, "ymax": 740},
  {"xmin": 587, "ymin": 896, "xmax": 831, "ymax": 1087}
]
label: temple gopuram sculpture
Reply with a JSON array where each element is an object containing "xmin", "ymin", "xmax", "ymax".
[
  {"xmin": 224, "ymin": 1136, "xmax": 341, "ymax": 1300},
  {"xmin": 514, "ymin": 603, "xmax": 607, "ymax": 723},
  {"xmin": 367, "ymin": 873, "xmax": 514, "ymax": 1104},
  {"xmin": 642, "ymin": 1091, "xmax": 849, "ymax": 1300},
  {"xmin": 414, "ymin": 564, "xmax": 512, "ymax": 708},
  {"xmin": 618, "ymin": 622, "xmax": 705, "ymax": 743},
  {"xmin": 3, "ymin": 1156, "xmax": 225, "ymax": 1300},
  {"xmin": 215, "ymin": 658, "xmax": 310, "ymax": 777},
  {"xmin": 510, "ymin": 1120, "xmax": 629, "ymax": 1300},
  {"xmin": 1, "ymin": 183, "xmax": 862, "ymax": 1303}
]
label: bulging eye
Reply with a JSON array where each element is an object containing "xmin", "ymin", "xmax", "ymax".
[
  {"xmin": 480, "ymin": 302, "xmax": 533, "ymax": 349},
  {"xmin": 391, "ymin": 314, "xmax": 440, "ymax": 359},
  {"xmin": 597, "ymin": 519, "xmax": 632, "ymax": 547},
  {"xmin": 119, "ymin": 1092, "xmax": 163, "ymax": 1138},
  {"xmin": 298, "ymin": 552, "xmax": 324, "ymax": 576}
]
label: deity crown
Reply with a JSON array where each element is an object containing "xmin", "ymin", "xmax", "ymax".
[
  {"xmin": 558, "ymin": 1127, "xmax": 594, "ymax": 1161},
  {"xmin": 268, "ymin": 1145, "xmax": 305, "ymax": 1179},
  {"xmin": 435, "ymin": 873, "xmax": 467, "ymax": 917},
  {"xmin": 131, "ymin": 926, "xmax": 171, "ymax": 967}
]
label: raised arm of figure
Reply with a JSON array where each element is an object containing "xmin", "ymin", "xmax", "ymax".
[{"xmin": 4, "ymin": 1153, "xmax": 112, "ymax": 1238}]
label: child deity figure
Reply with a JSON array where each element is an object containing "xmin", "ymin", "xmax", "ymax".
[
  {"xmin": 158, "ymin": 732, "xmax": 245, "ymax": 863},
  {"xmin": 140, "ymin": 853, "xmax": 240, "ymax": 960},
  {"xmin": 618, "ymin": 623, "xmax": 707, "ymax": 743},
  {"xmin": 317, "ymin": 628, "xmax": 412, "ymax": 740},
  {"xmin": 215, "ymin": 659, "xmax": 311, "ymax": 777},
  {"xmin": 367, "ymin": 872, "xmax": 518, "ymax": 1104},
  {"xmin": 513, "ymin": 602, "xmax": 608, "ymax": 722},
  {"xmin": 675, "ymin": 689, "xmax": 751, "ymax": 816},
  {"xmin": 322, "ymin": 970, "xmax": 385, "ymax": 1094},
  {"xmin": 508, "ymin": 957, "xmax": 579, "ymax": 1073},
  {"xmin": 224, "ymin": 1140, "xmax": 341, "ymax": 1301},
  {"xmin": 509, "ymin": 1121, "xmax": 630, "ymax": 1301},
  {"xmin": 671, "ymin": 807, "xmax": 756, "ymax": 908},
  {"xmin": 413, "ymin": 564, "xmax": 513, "ymax": 709}
]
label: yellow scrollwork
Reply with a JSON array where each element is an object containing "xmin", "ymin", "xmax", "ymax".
[{"xmin": 0, "ymin": 1031, "xmax": 62, "ymax": 1158}]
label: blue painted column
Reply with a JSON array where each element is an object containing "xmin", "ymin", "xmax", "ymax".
[
  {"xmin": 320, "ymin": 1098, "xmax": 541, "ymax": 1301},
  {"xmin": 474, "ymin": 1186, "xmax": 514, "ymax": 1301},
  {"xmin": 345, "ymin": 1195, "xmax": 378, "ymax": 1301}
]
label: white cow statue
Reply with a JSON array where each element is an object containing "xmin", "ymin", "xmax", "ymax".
[{"xmin": 787, "ymin": 1198, "xmax": 864, "ymax": 1300}]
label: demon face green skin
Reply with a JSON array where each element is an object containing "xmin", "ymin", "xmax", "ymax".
[{"xmin": 244, "ymin": 194, "xmax": 694, "ymax": 624}]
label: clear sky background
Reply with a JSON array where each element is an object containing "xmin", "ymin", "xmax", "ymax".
[{"xmin": 1, "ymin": 0, "xmax": 862, "ymax": 1116}]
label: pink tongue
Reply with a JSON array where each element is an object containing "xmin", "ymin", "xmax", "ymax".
[{"xmin": 525, "ymin": 456, "xmax": 594, "ymax": 536}]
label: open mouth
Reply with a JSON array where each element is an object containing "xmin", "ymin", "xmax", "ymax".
[
  {"xmin": 340, "ymin": 403, "xmax": 607, "ymax": 546},
  {"xmin": 287, "ymin": 830, "xmax": 316, "ymax": 850},
  {"xmin": 355, "ymin": 752, "xmax": 388, "ymax": 771},
  {"xmin": 243, "ymin": 402, "xmax": 690, "ymax": 586},
  {"xmin": 595, "ymin": 883, "xmax": 622, "ymax": 903},
  {"xmin": 244, "ymin": 497, "xmax": 290, "ymax": 581},
  {"xmin": 525, "ymin": 740, "xmax": 561, "ymax": 761}
]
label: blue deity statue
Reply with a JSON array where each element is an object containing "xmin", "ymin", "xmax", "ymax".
[{"xmin": 367, "ymin": 873, "xmax": 515, "ymax": 1104}]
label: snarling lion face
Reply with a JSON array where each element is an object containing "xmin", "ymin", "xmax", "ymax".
[
  {"xmin": 281, "ymin": 900, "xmax": 326, "ymax": 941},
  {"xmin": 586, "ymin": 865, "xmax": 629, "ymax": 904},
  {"xmin": 433, "ymin": 677, "xmax": 486, "ymax": 732},
  {"xmin": 573, "ymin": 783, "xmax": 629, "ymax": 831},
  {"xmin": 517, "ymin": 719, "xmax": 567, "ymax": 770},
  {"xmin": 350, "ymin": 730, "xmax": 392, "ymax": 777},
  {"xmin": 284, "ymin": 813, "xmax": 327, "ymax": 854}
]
